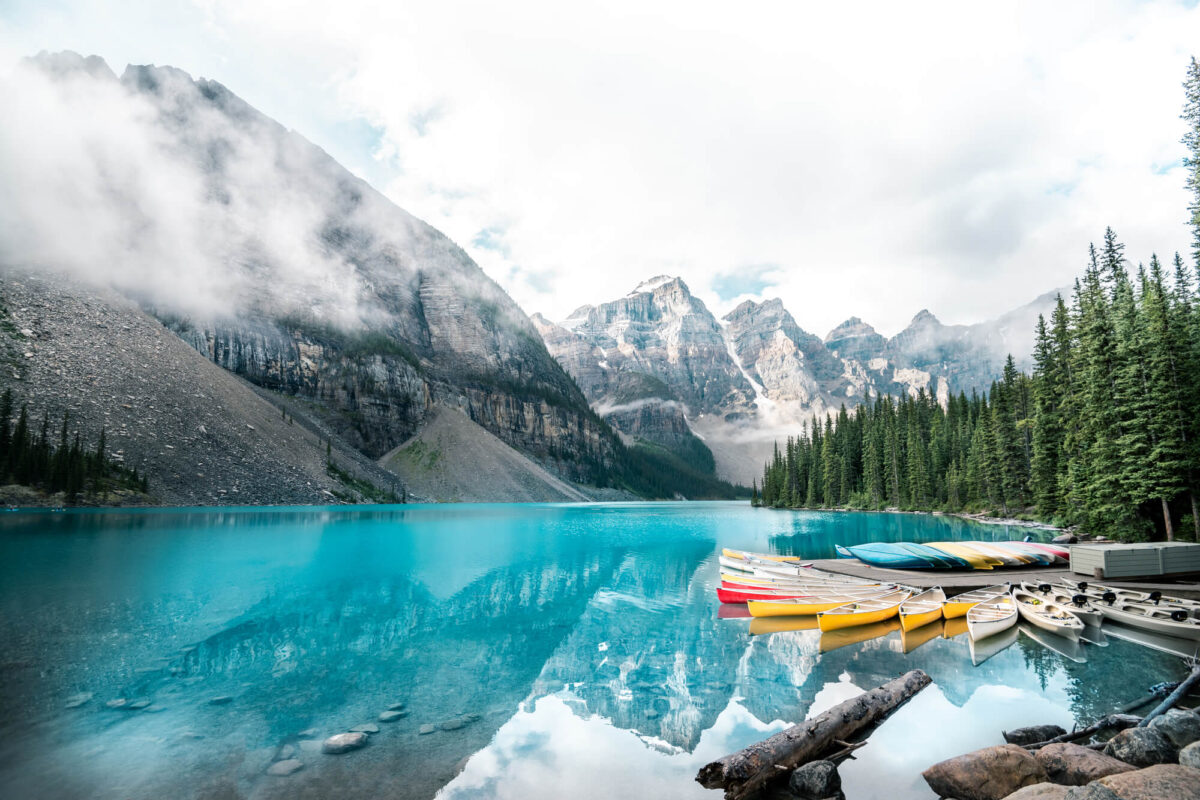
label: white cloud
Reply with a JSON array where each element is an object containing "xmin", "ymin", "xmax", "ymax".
[{"xmin": 2, "ymin": 0, "xmax": 1198, "ymax": 335}]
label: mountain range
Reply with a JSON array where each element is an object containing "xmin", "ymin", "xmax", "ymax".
[
  {"xmin": 0, "ymin": 52, "xmax": 1057, "ymax": 502},
  {"xmin": 535, "ymin": 277, "xmax": 1059, "ymax": 483}
]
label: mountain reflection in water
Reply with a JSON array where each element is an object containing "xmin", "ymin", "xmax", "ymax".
[{"xmin": 0, "ymin": 503, "xmax": 1189, "ymax": 800}]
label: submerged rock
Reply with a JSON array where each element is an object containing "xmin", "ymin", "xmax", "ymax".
[
  {"xmin": 1035, "ymin": 743, "xmax": 1135, "ymax": 785},
  {"xmin": 788, "ymin": 760, "xmax": 840, "ymax": 799},
  {"xmin": 387, "ymin": 702, "xmax": 407, "ymax": 711},
  {"xmin": 278, "ymin": 744, "xmax": 296, "ymax": 760},
  {"xmin": 322, "ymin": 732, "xmax": 368, "ymax": 754},
  {"xmin": 1147, "ymin": 708, "xmax": 1200, "ymax": 750},
  {"xmin": 105, "ymin": 699, "xmax": 128, "ymax": 709},
  {"xmin": 439, "ymin": 718, "xmax": 465, "ymax": 731},
  {"xmin": 1001, "ymin": 784, "xmax": 1068, "ymax": 800},
  {"xmin": 207, "ymin": 696, "xmax": 233, "ymax": 706},
  {"xmin": 1092, "ymin": 763, "xmax": 1200, "ymax": 799},
  {"xmin": 378, "ymin": 710, "xmax": 405, "ymax": 723},
  {"xmin": 297, "ymin": 728, "xmax": 320, "ymax": 739},
  {"xmin": 1004, "ymin": 725, "xmax": 1067, "ymax": 746},
  {"xmin": 298, "ymin": 740, "xmax": 323, "ymax": 754},
  {"xmin": 922, "ymin": 744, "xmax": 1049, "ymax": 800},
  {"xmin": 64, "ymin": 692, "xmax": 93, "ymax": 709},
  {"xmin": 127, "ymin": 699, "xmax": 151, "ymax": 710},
  {"xmin": 418, "ymin": 724, "xmax": 435, "ymax": 735},
  {"xmin": 349, "ymin": 723, "xmax": 380, "ymax": 734},
  {"xmin": 1102, "ymin": 727, "xmax": 1176, "ymax": 767},
  {"xmin": 266, "ymin": 759, "xmax": 304, "ymax": 776}
]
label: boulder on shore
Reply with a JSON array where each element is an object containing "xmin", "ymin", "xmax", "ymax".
[
  {"xmin": 1147, "ymin": 708, "xmax": 1200, "ymax": 750},
  {"xmin": 321, "ymin": 732, "xmax": 368, "ymax": 754},
  {"xmin": 1004, "ymin": 725, "xmax": 1068, "ymax": 746},
  {"xmin": 1180, "ymin": 740, "xmax": 1200, "ymax": 769},
  {"xmin": 1035, "ymin": 743, "xmax": 1136, "ymax": 785},
  {"xmin": 1051, "ymin": 534, "xmax": 1077, "ymax": 545},
  {"xmin": 1102, "ymin": 727, "xmax": 1176, "ymax": 767},
  {"xmin": 788, "ymin": 760, "xmax": 840, "ymax": 799},
  {"xmin": 1092, "ymin": 763, "xmax": 1200, "ymax": 800},
  {"xmin": 922, "ymin": 744, "xmax": 1049, "ymax": 800},
  {"xmin": 1001, "ymin": 784, "xmax": 1069, "ymax": 800}
]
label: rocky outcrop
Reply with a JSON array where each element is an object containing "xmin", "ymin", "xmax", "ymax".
[
  {"xmin": 1090, "ymin": 763, "xmax": 1200, "ymax": 799},
  {"xmin": 1035, "ymin": 743, "xmax": 1136, "ymax": 785},
  {"xmin": 1146, "ymin": 708, "xmax": 1200, "ymax": 750},
  {"xmin": 1002, "ymin": 785, "xmax": 1069, "ymax": 800},
  {"xmin": 922, "ymin": 744, "xmax": 1050, "ymax": 800},
  {"xmin": 1005, "ymin": 724, "xmax": 1069, "ymax": 746},
  {"xmin": 1102, "ymin": 727, "xmax": 1176, "ymax": 767}
]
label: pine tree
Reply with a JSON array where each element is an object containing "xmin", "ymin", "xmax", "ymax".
[{"xmin": 1182, "ymin": 56, "xmax": 1200, "ymax": 267}]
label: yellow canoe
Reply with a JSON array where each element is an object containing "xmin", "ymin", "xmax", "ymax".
[
  {"xmin": 820, "ymin": 618, "xmax": 901, "ymax": 652},
  {"xmin": 748, "ymin": 587, "xmax": 895, "ymax": 617},
  {"xmin": 816, "ymin": 589, "xmax": 913, "ymax": 632},
  {"xmin": 942, "ymin": 584, "xmax": 1011, "ymax": 618},
  {"xmin": 722, "ymin": 548, "xmax": 802, "ymax": 563},
  {"xmin": 749, "ymin": 615, "xmax": 820, "ymax": 635},
  {"xmin": 899, "ymin": 586, "xmax": 946, "ymax": 632},
  {"xmin": 928, "ymin": 542, "xmax": 1001, "ymax": 569}
]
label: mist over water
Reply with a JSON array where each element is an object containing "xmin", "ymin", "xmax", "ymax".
[{"xmin": 0, "ymin": 503, "xmax": 1187, "ymax": 800}]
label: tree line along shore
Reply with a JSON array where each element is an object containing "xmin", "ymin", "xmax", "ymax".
[{"xmin": 754, "ymin": 58, "xmax": 1200, "ymax": 543}]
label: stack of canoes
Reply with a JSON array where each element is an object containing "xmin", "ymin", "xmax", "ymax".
[
  {"xmin": 717, "ymin": 548, "xmax": 1200, "ymax": 651},
  {"xmin": 835, "ymin": 540, "xmax": 1068, "ymax": 570}
]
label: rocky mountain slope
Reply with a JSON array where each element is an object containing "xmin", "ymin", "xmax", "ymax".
[
  {"xmin": 536, "ymin": 277, "xmax": 1060, "ymax": 483},
  {"xmin": 0, "ymin": 270, "xmax": 402, "ymax": 505},
  {"xmin": 5, "ymin": 52, "xmax": 743, "ymax": 503}
]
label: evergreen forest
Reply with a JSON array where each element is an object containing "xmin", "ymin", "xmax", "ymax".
[{"xmin": 754, "ymin": 58, "xmax": 1200, "ymax": 541}]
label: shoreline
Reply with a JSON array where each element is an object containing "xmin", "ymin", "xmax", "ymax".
[{"xmin": 754, "ymin": 503, "xmax": 1064, "ymax": 532}]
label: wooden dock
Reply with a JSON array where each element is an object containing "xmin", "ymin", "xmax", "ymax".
[{"xmin": 807, "ymin": 558, "xmax": 1200, "ymax": 599}]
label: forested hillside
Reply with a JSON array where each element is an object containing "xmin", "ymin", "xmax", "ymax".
[{"xmin": 755, "ymin": 58, "xmax": 1200, "ymax": 541}]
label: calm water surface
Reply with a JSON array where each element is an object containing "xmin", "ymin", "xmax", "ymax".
[{"xmin": 0, "ymin": 502, "xmax": 1190, "ymax": 800}]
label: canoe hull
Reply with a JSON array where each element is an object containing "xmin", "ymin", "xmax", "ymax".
[
  {"xmin": 818, "ymin": 602, "xmax": 903, "ymax": 632},
  {"xmin": 900, "ymin": 606, "xmax": 942, "ymax": 632}
]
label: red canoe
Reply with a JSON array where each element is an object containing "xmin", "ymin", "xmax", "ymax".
[{"xmin": 717, "ymin": 586, "xmax": 814, "ymax": 604}]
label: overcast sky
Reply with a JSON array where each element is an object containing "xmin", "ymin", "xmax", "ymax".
[{"xmin": 2, "ymin": 0, "xmax": 1199, "ymax": 336}]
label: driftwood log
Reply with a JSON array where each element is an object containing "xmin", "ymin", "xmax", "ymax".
[
  {"xmin": 696, "ymin": 669, "xmax": 931, "ymax": 800},
  {"xmin": 1138, "ymin": 664, "xmax": 1200, "ymax": 727},
  {"xmin": 1021, "ymin": 714, "xmax": 1142, "ymax": 750}
]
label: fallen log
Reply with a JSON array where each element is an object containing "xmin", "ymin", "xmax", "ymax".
[
  {"xmin": 696, "ymin": 669, "xmax": 931, "ymax": 800},
  {"xmin": 1137, "ymin": 664, "xmax": 1200, "ymax": 728},
  {"xmin": 1113, "ymin": 681, "xmax": 1178, "ymax": 715},
  {"xmin": 1022, "ymin": 714, "xmax": 1142, "ymax": 750}
]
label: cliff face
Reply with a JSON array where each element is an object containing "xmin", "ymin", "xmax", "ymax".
[{"xmin": 24, "ymin": 53, "xmax": 620, "ymax": 490}]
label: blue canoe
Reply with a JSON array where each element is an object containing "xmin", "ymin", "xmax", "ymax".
[{"xmin": 835, "ymin": 543, "xmax": 944, "ymax": 569}]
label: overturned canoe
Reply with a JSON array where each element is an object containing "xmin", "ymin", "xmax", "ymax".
[
  {"xmin": 991, "ymin": 542, "xmax": 1054, "ymax": 565},
  {"xmin": 965, "ymin": 542, "xmax": 1032, "ymax": 566},
  {"xmin": 836, "ymin": 543, "xmax": 942, "ymax": 569},
  {"xmin": 927, "ymin": 542, "xmax": 1000, "ymax": 570},
  {"xmin": 817, "ymin": 589, "xmax": 913, "ymax": 632},
  {"xmin": 942, "ymin": 584, "xmax": 1010, "ymax": 618},
  {"xmin": 899, "ymin": 586, "xmax": 946, "ymax": 631}
]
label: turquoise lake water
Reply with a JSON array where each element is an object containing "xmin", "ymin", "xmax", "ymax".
[{"xmin": 0, "ymin": 502, "xmax": 1191, "ymax": 800}]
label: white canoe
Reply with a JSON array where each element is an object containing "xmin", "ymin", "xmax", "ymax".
[
  {"xmin": 943, "ymin": 584, "xmax": 1011, "ymax": 618},
  {"xmin": 967, "ymin": 595, "xmax": 1018, "ymax": 641},
  {"xmin": 1091, "ymin": 599, "xmax": 1200, "ymax": 642},
  {"xmin": 1061, "ymin": 579, "xmax": 1200, "ymax": 616},
  {"xmin": 1012, "ymin": 588, "xmax": 1084, "ymax": 642},
  {"xmin": 1019, "ymin": 582, "xmax": 1103, "ymax": 626}
]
